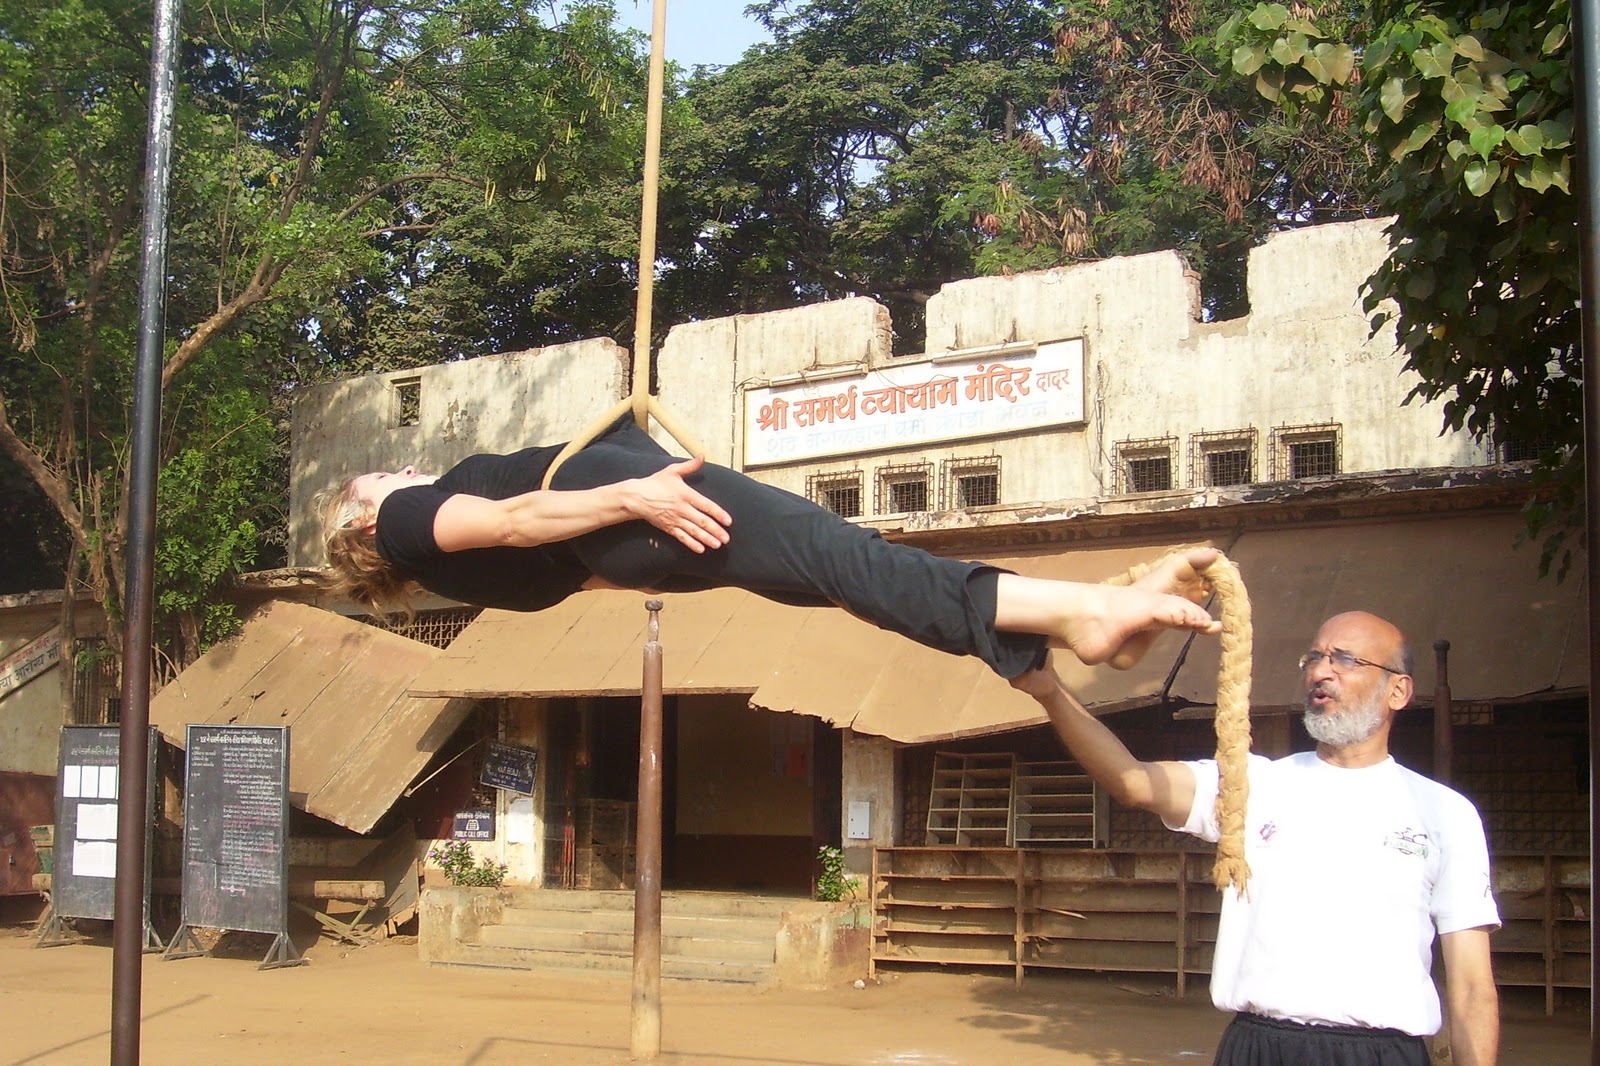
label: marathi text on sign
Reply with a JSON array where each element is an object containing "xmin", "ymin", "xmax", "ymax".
[{"xmin": 743, "ymin": 340, "xmax": 1085, "ymax": 466}]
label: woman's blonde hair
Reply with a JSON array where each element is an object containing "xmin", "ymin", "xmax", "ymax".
[{"xmin": 315, "ymin": 479, "xmax": 419, "ymax": 622}]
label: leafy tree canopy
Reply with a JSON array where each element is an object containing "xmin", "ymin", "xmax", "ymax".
[
  {"xmin": 0, "ymin": 0, "xmax": 655, "ymax": 669},
  {"xmin": 1218, "ymin": 0, "xmax": 1578, "ymax": 571}
]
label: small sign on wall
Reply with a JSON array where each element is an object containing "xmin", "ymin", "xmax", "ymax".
[
  {"xmin": 847, "ymin": 800, "xmax": 873, "ymax": 840},
  {"xmin": 480, "ymin": 741, "xmax": 537, "ymax": 795},
  {"xmin": 451, "ymin": 809, "xmax": 495, "ymax": 841}
]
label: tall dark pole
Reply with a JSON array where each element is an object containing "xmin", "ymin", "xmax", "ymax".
[
  {"xmin": 1576, "ymin": 0, "xmax": 1600, "ymax": 1059},
  {"xmin": 632, "ymin": 600, "xmax": 665, "ymax": 1059},
  {"xmin": 111, "ymin": 0, "xmax": 183, "ymax": 1061},
  {"xmin": 1431, "ymin": 640, "xmax": 1451, "ymax": 785}
]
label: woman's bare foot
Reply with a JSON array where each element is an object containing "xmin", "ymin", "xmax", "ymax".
[
  {"xmin": 1104, "ymin": 547, "xmax": 1220, "ymax": 669},
  {"xmin": 1048, "ymin": 581, "xmax": 1221, "ymax": 667}
]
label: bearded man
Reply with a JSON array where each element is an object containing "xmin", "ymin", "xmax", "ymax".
[{"xmin": 1010, "ymin": 611, "xmax": 1501, "ymax": 1066}]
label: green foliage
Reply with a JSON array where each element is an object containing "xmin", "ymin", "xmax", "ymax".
[
  {"xmin": 429, "ymin": 840, "xmax": 509, "ymax": 888},
  {"xmin": 0, "ymin": 0, "xmax": 657, "ymax": 672},
  {"xmin": 667, "ymin": 0, "xmax": 1071, "ymax": 345},
  {"xmin": 1220, "ymin": 0, "xmax": 1579, "ymax": 573},
  {"xmin": 815, "ymin": 845, "xmax": 861, "ymax": 903}
]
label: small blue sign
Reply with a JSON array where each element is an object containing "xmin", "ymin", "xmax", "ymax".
[{"xmin": 452, "ymin": 809, "xmax": 495, "ymax": 841}]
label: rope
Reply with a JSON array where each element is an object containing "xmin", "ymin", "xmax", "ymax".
[
  {"xmin": 1107, "ymin": 549, "xmax": 1253, "ymax": 895},
  {"xmin": 540, "ymin": 0, "xmax": 704, "ymax": 490}
]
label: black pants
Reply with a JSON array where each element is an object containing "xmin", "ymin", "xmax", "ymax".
[
  {"xmin": 1214, "ymin": 1012, "xmax": 1430, "ymax": 1066},
  {"xmin": 550, "ymin": 420, "xmax": 1048, "ymax": 678}
]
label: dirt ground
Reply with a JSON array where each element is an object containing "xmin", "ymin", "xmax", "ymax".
[{"xmin": 1, "ymin": 921, "xmax": 1588, "ymax": 1066}]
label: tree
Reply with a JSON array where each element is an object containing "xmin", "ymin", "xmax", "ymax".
[
  {"xmin": 965, "ymin": 0, "xmax": 1379, "ymax": 317},
  {"xmin": 1218, "ymin": 0, "xmax": 1578, "ymax": 569},
  {"xmin": 664, "ymin": 0, "xmax": 1073, "ymax": 349},
  {"xmin": 0, "ymin": 0, "xmax": 651, "ymax": 675},
  {"xmin": 661, "ymin": 0, "xmax": 1379, "ymax": 339}
]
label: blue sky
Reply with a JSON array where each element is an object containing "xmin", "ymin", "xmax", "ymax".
[{"xmin": 611, "ymin": 0, "xmax": 772, "ymax": 70}]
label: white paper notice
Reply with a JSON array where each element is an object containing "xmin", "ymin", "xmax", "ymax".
[
  {"xmin": 506, "ymin": 797, "xmax": 535, "ymax": 844},
  {"xmin": 76, "ymin": 803, "xmax": 119, "ymax": 840},
  {"xmin": 97, "ymin": 765, "xmax": 118, "ymax": 799},
  {"xmin": 72, "ymin": 840, "xmax": 117, "ymax": 879},
  {"xmin": 62, "ymin": 765, "xmax": 83, "ymax": 798}
]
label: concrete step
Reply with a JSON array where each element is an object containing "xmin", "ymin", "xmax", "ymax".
[
  {"xmin": 445, "ymin": 940, "xmax": 775, "ymax": 985},
  {"xmin": 496, "ymin": 907, "xmax": 778, "ymax": 943},
  {"xmin": 499, "ymin": 889, "xmax": 802, "ymax": 921},
  {"xmin": 478, "ymin": 924, "xmax": 775, "ymax": 963}
]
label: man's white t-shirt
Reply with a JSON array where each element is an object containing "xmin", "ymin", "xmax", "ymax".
[{"xmin": 1170, "ymin": 752, "xmax": 1500, "ymax": 1035}]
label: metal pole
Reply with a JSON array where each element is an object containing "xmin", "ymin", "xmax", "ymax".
[
  {"xmin": 631, "ymin": 599, "xmax": 665, "ymax": 1060},
  {"xmin": 1577, "ymin": 0, "xmax": 1600, "ymax": 1057},
  {"xmin": 111, "ymin": 0, "xmax": 183, "ymax": 1061},
  {"xmin": 1431, "ymin": 640, "xmax": 1452, "ymax": 785}
]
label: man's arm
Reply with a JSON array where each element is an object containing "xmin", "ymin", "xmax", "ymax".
[
  {"xmin": 1010, "ymin": 665, "xmax": 1197, "ymax": 826},
  {"xmin": 1439, "ymin": 927, "xmax": 1499, "ymax": 1066}
]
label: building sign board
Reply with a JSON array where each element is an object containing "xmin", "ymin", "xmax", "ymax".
[
  {"xmin": 742, "ymin": 339, "xmax": 1086, "ymax": 467},
  {"xmin": 0, "ymin": 628, "xmax": 63, "ymax": 700},
  {"xmin": 452, "ymin": 808, "xmax": 496, "ymax": 840},
  {"xmin": 480, "ymin": 741, "xmax": 538, "ymax": 795}
]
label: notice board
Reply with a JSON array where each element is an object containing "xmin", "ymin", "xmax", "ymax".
[
  {"xmin": 480, "ymin": 741, "xmax": 537, "ymax": 795},
  {"xmin": 51, "ymin": 725, "xmax": 158, "ymax": 922},
  {"xmin": 177, "ymin": 725, "xmax": 291, "ymax": 935}
]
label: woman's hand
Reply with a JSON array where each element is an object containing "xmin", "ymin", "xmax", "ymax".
[{"xmin": 620, "ymin": 455, "xmax": 733, "ymax": 553}]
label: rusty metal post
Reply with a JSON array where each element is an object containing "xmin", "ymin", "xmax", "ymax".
[
  {"xmin": 113, "ymin": 0, "xmax": 184, "ymax": 1060},
  {"xmin": 1432, "ymin": 640, "xmax": 1452, "ymax": 785},
  {"xmin": 631, "ymin": 599, "xmax": 665, "ymax": 1060},
  {"xmin": 1578, "ymin": 0, "xmax": 1600, "ymax": 1053}
]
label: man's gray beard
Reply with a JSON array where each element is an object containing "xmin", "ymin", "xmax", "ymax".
[{"xmin": 1303, "ymin": 687, "xmax": 1386, "ymax": 747}]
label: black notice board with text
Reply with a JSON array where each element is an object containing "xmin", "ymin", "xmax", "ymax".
[
  {"xmin": 52, "ymin": 725, "xmax": 158, "ymax": 922},
  {"xmin": 480, "ymin": 741, "xmax": 537, "ymax": 795},
  {"xmin": 177, "ymin": 724, "xmax": 290, "ymax": 935}
]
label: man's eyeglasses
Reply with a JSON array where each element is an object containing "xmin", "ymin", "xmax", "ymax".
[{"xmin": 1297, "ymin": 649, "xmax": 1406, "ymax": 675}]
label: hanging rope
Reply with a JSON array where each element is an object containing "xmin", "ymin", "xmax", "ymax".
[
  {"xmin": 541, "ymin": 0, "xmax": 704, "ymax": 490},
  {"xmin": 1108, "ymin": 550, "xmax": 1253, "ymax": 894}
]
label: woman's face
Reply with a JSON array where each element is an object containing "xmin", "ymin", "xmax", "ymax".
[{"xmin": 349, "ymin": 466, "xmax": 437, "ymax": 527}]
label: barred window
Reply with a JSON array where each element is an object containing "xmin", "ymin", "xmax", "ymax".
[
  {"xmin": 1115, "ymin": 437, "xmax": 1177, "ymax": 493},
  {"xmin": 941, "ymin": 457, "xmax": 1002, "ymax": 509},
  {"xmin": 807, "ymin": 471, "xmax": 864, "ymax": 518},
  {"xmin": 391, "ymin": 376, "xmax": 422, "ymax": 428},
  {"xmin": 1190, "ymin": 430, "xmax": 1257, "ymax": 488},
  {"xmin": 1498, "ymin": 435, "xmax": 1560, "ymax": 463},
  {"xmin": 1271, "ymin": 423, "xmax": 1342, "ymax": 480},
  {"xmin": 366, "ymin": 606, "xmax": 483, "ymax": 648},
  {"xmin": 876, "ymin": 463, "xmax": 932, "ymax": 514}
]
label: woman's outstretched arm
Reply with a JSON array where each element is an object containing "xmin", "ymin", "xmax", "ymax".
[{"xmin": 431, "ymin": 455, "xmax": 734, "ymax": 554}]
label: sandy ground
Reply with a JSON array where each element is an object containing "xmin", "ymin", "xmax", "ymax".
[{"xmin": 1, "ymin": 922, "xmax": 1588, "ymax": 1066}]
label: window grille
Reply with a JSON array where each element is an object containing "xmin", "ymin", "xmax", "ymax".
[
  {"xmin": 875, "ymin": 462, "xmax": 932, "ymax": 514},
  {"xmin": 73, "ymin": 637, "xmax": 119, "ymax": 725},
  {"xmin": 1114, "ymin": 436, "xmax": 1177, "ymax": 494},
  {"xmin": 941, "ymin": 457, "xmax": 1001, "ymax": 509},
  {"xmin": 366, "ymin": 606, "xmax": 482, "ymax": 648},
  {"xmin": 1270, "ymin": 423, "xmax": 1342, "ymax": 480},
  {"xmin": 1189, "ymin": 429, "xmax": 1257, "ymax": 488},
  {"xmin": 1498, "ymin": 436, "xmax": 1556, "ymax": 463},
  {"xmin": 807, "ymin": 471, "xmax": 864, "ymax": 518},
  {"xmin": 392, "ymin": 376, "xmax": 422, "ymax": 428}
]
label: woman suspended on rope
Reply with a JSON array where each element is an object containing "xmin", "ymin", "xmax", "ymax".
[{"xmin": 318, "ymin": 417, "xmax": 1220, "ymax": 677}]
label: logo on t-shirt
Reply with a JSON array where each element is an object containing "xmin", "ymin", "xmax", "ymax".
[{"xmin": 1384, "ymin": 827, "xmax": 1431, "ymax": 858}]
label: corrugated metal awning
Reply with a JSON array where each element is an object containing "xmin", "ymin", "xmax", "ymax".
[
  {"xmin": 149, "ymin": 601, "xmax": 474, "ymax": 833},
  {"xmin": 406, "ymin": 542, "xmax": 1212, "ymax": 744},
  {"xmin": 1168, "ymin": 511, "xmax": 1588, "ymax": 711},
  {"xmin": 406, "ymin": 510, "xmax": 1587, "ymax": 744}
]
